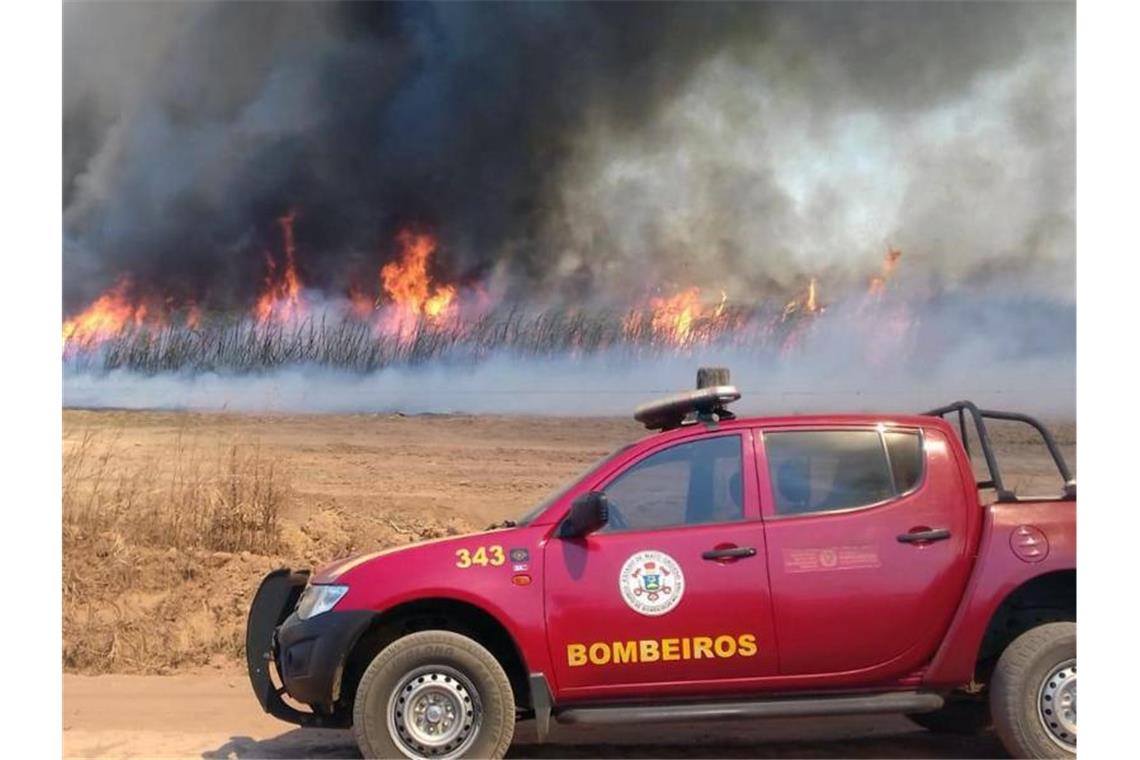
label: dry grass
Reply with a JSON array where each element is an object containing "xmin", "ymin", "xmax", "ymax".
[
  {"xmin": 62, "ymin": 429, "xmax": 290, "ymax": 672},
  {"xmin": 61, "ymin": 422, "xmax": 474, "ymax": 674},
  {"xmin": 63, "ymin": 429, "xmax": 284, "ymax": 554}
]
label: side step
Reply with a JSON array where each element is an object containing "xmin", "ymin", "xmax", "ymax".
[{"xmin": 555, "ymin": 691, "xmax": 944, "ymax": 726}]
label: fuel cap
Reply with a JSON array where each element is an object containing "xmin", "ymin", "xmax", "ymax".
[{"xmin": 1010, "ymin": 525, "xmax": 1049, "ymax": 563}]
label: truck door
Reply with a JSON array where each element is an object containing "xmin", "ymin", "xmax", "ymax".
[
  {"xmin": 544, "ymin": 432, "xmax": 779, "ymax": 700},
  {"xmin": 757, "ymin": 425, "xmax": 973, "ymax": 678}
]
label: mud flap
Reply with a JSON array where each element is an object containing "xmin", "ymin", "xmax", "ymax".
[{"xmin": 245, "ymin": 568, "xmax": 310, "ymax": 724}]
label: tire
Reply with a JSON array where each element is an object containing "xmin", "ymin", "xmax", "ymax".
[
  {"xmin": 351, "ymin": 630, "xmax": 516, "ymax": 759},
  {"xmin": 990, "ymin": 621, "xmax": 1076, "ymax": 758},
  {"xmin": 907, "ymin": 694, "xmax": 992, "ymax": 735}
]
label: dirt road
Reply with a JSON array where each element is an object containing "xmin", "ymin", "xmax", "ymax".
[{"xmin": 63, "ymin": 671, "xmax": 1004, "ymax": 759}]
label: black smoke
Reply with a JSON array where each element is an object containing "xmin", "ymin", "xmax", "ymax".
[{"xmin": 63, "ymin": 1, "xmax": 1074, "ymax": 313}]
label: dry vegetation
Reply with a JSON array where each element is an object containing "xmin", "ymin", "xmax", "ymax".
[
  {"xmin": 61, "ymin": 409, "xmax": 1073, "ymax": 675},
  {"xmin": 60, "ymin": 428, "xmax": 479, "ymax": 674},
  {"xmin": 62, "ymin": 305, "xmax": 782, "ymax": 374},
  {"xmin": 63, "ymin": 431, "xmax": 283, "ymax": 672},
  {"xmin": 64, "ymin": 431, "xmax": 285, "ymax": 554}
]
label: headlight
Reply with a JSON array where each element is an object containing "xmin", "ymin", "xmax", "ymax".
[{"xmin": 295, "ymin": 584, "xmax": 349, "ymax": 620}]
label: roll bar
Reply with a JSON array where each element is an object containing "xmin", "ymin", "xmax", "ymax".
[{"xmin": 924, "ymin": 400, "xmax": 1075, "ymax": 503}]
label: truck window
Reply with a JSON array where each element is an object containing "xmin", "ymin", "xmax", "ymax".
[
  {"xmin": 602, "ymin": 435, "xmax": 743, "ymax": 532},
  {"xmin": 764, "ymin": 430, "xmax": 896, "ymax": 516},
  {"xmin": 884, "ymin": 430, "xmax": 923, "ymax": 494}
]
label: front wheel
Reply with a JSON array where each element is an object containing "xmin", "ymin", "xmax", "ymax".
[
  {"xmin": 352, "ymin": 630, "xmax": 516, "ymax": 759},
  {"xmin": 990, "ymin": 621, "xmax": 1076, "ymax": 758}
]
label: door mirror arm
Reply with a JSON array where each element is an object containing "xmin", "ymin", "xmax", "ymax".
[{"xmin": 559, "ymin": 492, "xmax": 609, "ymax": 538}]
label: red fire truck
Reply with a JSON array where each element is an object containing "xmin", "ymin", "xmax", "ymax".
[{"xmin": 247, "ymin": 370, "xmax": 1076, "ymax": 759}]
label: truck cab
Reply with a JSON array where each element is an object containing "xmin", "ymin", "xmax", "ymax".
[{"xmin": 246, "ymin": 373, "xmax": 1076, "ymax": 759}]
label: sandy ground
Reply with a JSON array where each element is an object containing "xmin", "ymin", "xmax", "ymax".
[
  {"xmin": 63, "ymin": 409, "xmax": 1074, "ymax": 758},
  {"xmin": 63, "ymin": 670, "xmax": 1004, "ymax": 759}
]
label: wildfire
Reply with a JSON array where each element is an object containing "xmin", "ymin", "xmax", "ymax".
[
  {"xmin": 376, "ymin": 230, "xmax": 457, "ymax": 339},
  {"xmin": 781, "ymin": 277, "xmax": 821, "ymax": 321},
  {"xmin": 625, "ymin": 288, "xmax": 730, "ymax": 346},
  {"xmin": 61, "ymin": 205, "xmax": 920, "ymax": 369},
  {"xmin": 868, "ymin": 247, "xmax": 902, "ymax": 295},
  {"xmin": 62, "ymin": 279, "xmax": 146, "ymax": 346},
  {"xmin": 649, "ymin": 287, "xmax": 702, "ymax": 344},
  {"xmin": 254, "ymin": 210, "xmax": 305, "ymax": 324}
]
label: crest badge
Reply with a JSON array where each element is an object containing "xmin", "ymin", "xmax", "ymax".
[{"xmin": 619, "ymin": 550, "xmax": 685, "ymax": 616}]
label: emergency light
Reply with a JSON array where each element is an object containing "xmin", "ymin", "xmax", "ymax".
[{"xmin": 633, "ymin": 367, "xmax": 740, "ymax": 431}]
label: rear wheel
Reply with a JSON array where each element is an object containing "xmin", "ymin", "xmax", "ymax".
[
  {"xmin": 990, "ymin": 622, "xmax": 1076, "ymax": 758},
  {"xmin": 351, "ymin": 630, "xmax": 515, "ymax": 759}
]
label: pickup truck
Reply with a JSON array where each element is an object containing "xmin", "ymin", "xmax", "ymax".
[{"xmin": 246, "ymin": 371, "xmax": 1076, "ymax": 759}]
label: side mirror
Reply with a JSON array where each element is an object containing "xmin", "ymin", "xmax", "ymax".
[{"xmin": 559, "ymin": 492, "xmax": 609, "ymax": 538}]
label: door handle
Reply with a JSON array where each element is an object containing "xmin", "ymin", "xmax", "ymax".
[
  {"xmin": 897, "ymin": 528, "xmax": 951, "ymax": 544},
  {"xmin": 702, "ymin": 546, "xmax": 757, "ymax": 561}
]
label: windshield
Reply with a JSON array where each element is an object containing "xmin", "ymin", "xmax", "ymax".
[{"xmin": 513, "ymin": 444, "xmax": 634, "ymax": 526}]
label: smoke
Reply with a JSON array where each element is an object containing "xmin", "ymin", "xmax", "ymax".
[
  {"xmin": 63, "ymin": 291, "xmax": 1074, "ymax": 416},
  {"xmin": 64, "ymin": 1, "xmax": 1074, "ymax": 309},
  {"xmin": 63, "ymin": 2, "xmax": 1075, "ymax": 416}
]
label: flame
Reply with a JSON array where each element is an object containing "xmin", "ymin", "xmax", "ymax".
[
  {"xmin": 61, "ymin": 202, "xmax": 919, "ymax": 366},
  {"xmin": 424, "ymin": 285, "xmax": 458, "ymax": 318},
  {"xmin": 62, "ymin": 279, "xmax": 141, "ymax": 346},
  {"xmin": 868, "ymin": 247, "xmax": 902, "ymax": 295},
  {"xmin": 624, "ymin": 287, "xmax": 734, "ymax": 347},
  {"xmin": 254, "ymin": 210, "xmax": 305, "ymax": 324},
  {"xmin": 62, "ymin": 282, "xmax": 200, "ymax": 350},
  {"xmin": 648, "ymin": 287, "xmax": 702, "ymax": 344},
  {"xmin": 782, "ymin": 277, "xmax": 821, "ymax": 321},
  {"xmin": 378, "ymin": 230, "xmax": 457, "ymax": 339}
]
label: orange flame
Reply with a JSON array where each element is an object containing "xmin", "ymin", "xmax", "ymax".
[
  {"xmin": 782, "ymin": 277, "xmax": 821, "ymax": 321},
  {"xmin": 254, "ymin": 210, "xmax": 305, "ymax": 324},
  {"xmin": 649, "ymin": 287, "xmax": 703, "ymax": 344},
  {"xmin": 380, "ymin": 230, "xmax": 457, "ymax": 324},
  {"xmin": 625, "ymin": 287, "xmax": 733, "ymax": 347},
  {"xmin": 62, "ymin": 279, "xmax": 140, "ymax": 345},
  {"xmin": 62, "ymin": 206, "xmax": 916, "ymax": 363}
]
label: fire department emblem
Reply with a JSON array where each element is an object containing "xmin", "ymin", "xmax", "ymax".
[{"xmin": 619, "ymin": 550, "xmax": 685, "ymax": 616}]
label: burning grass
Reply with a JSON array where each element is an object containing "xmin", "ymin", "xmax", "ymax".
[
  {"xmin": 63, "ymin": 302, "xmax": 823, "ymax": 375},
  {"xmin": 63, "ymin": 222, "xmax": 865, "ymax": 374}
]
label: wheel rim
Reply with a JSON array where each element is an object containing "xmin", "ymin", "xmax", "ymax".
[
  {"xmin": 1037, "ymin": 658, "xmax": 1076, "ymax": 750},
  {"xmin": 388, "ymin": 665, "xmax": 482, "ymax": 759}
]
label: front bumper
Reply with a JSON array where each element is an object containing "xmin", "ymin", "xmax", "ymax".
[{"xmin": 245, "ymin": 568, "xmax": 373, "ymax": 726}]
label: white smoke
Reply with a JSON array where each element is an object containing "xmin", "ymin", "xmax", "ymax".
[{"xmin": 554, "ymin": 12, "xmax": 1075, "ymax": 299}]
